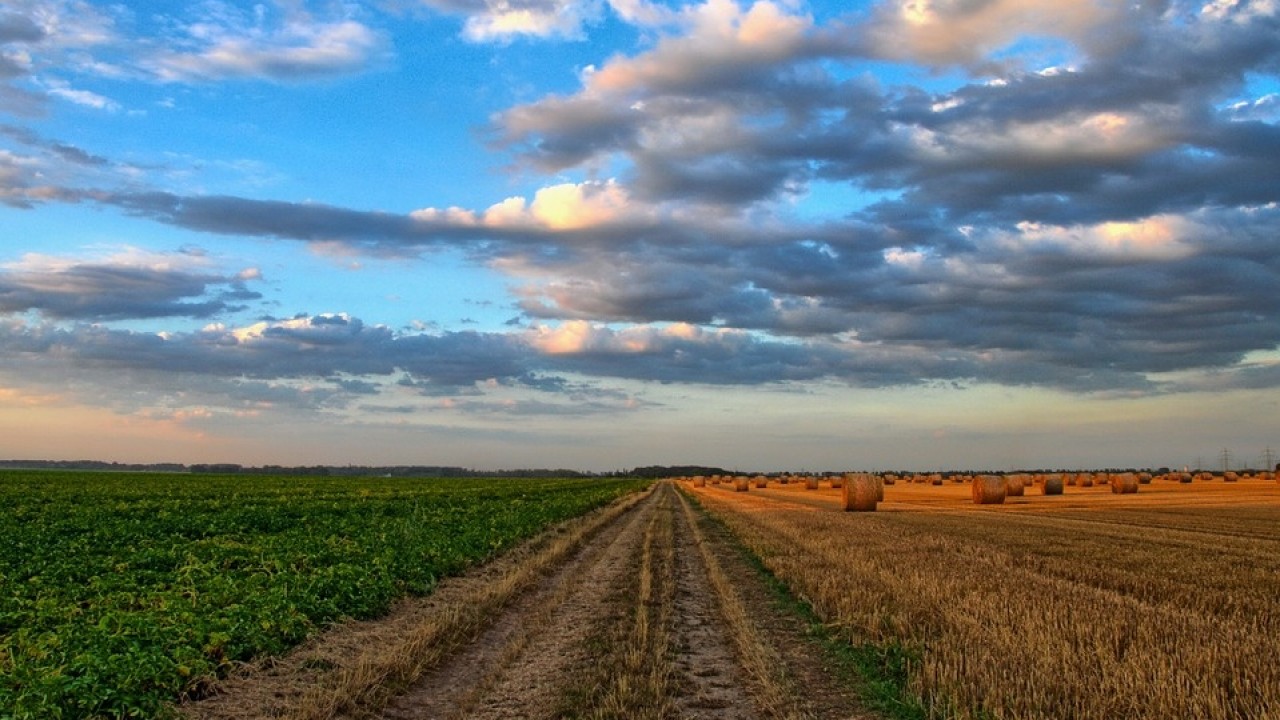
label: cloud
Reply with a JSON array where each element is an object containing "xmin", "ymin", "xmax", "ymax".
[
  {"xmin": 478, "ymin": 179, "xmax": 642, "ymax": 230},
  {"xmin": 3, "ymin": 0, "xmax": 1279, "ymax": 412},
  {"xmin": 0, "ymin": 249, "xmax": 262, "ymax": 320},
  {"xmin": 0, "ymin": 1, "xmax": 384, "ymax": 93},
  {"xmin": 0, "ymin": 10, "xmax": 46, "ymax": 44},
  {"xmin": 418, "ymin": 0, "xmax": 604, "ymax": 41},
  {"xmin": 0, "ymin": 0, "xmax": 118, "ymax": 114},
  {"xmin": 850, "ymin": 0, "xmax": 1121, "ymax": 69},
  {"xmin": 43, "ymin": 80, "xmax": 120, "ymax": 111},
  {"xmin": 0, "ymin": 124, "xmax": 110, "ymax": 165},
  {"xmin": 491, "ymin": 0, "xmax": 1280, "ymax": 222},
  {"xmin": 493, "ymin": 0, "xmax": 823, "ymax": 204},
  {"xmin": 143, "ymin": 5, "xmax": 385, "ymax": 82}
]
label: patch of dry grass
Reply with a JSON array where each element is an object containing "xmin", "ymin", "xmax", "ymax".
[{"xmin": 577, "ymin": 489, "xmax": 679, "ymax": 720}]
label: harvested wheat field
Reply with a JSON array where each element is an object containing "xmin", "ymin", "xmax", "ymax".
[
  {"xmin": 179, "ymin": 481, "xmax": 873, "ymax": 720},
  {"xmin": 685, "ymin": 475, "xmax": 1280, "ymax": 720}
]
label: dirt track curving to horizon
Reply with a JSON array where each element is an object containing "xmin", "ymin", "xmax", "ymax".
[{"xmin": 180, "ymin": 481, "xmax": 872, "ymax": 720}]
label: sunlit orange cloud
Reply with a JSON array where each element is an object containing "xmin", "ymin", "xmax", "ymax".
[
  {"xmin": 870, "ymin": 0, "xmax": 1114, "ymax": 65},
  {"xmin": 410, "ymin": 180, "xmax": 645, "ymax": 233},
  {"xmin": 0, "ymin": 387, "xmax": 65, "ymax": 407},
  {"xmin": 587, "ymin": 0, "xmax": 810, "ymax": 93},
  {"xmin": 1004, "ymin": 215, "xmax": 1196, "ymax": 259},
  {"xmin": 526, "ymin": 320, "xmax": 718, "ymax": 355},
  {"xmin": 0, "ymin": 402, "xmax": 232, "ymax": 463}
]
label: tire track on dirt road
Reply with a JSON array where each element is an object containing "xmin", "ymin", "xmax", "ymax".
[{"xmin": 378, "ymin": 480, "xmax": 664, "ymax": 719}]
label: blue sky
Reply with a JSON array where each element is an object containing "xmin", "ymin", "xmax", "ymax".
[{"xmin": 1, "ymin": 0, "xmax": 1278, "ymax": 472}]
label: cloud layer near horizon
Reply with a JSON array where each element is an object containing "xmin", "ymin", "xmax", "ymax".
[{"xmin": 0, "ymin": 0, "xmax": 1278, "ymax": 466}]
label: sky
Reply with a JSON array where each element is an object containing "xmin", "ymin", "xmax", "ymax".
[{"xmin": 1, "ymin": 0, "xmax": 1278, "ymax": 473}]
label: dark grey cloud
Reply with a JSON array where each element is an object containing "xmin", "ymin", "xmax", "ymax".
[
  {"xmin": 0, "ymin": 316, "xmax": 539, "ymax": 409},
  {"xmin": 0, "ymin": 261, "xmax": 260, "ymax": 320},
  {"xmin": 1, "ymin": 125, "xmax": 111, "ymax": 166},
  {"xmin": 103, "ymin": 191, "xmax": 462, "ymax": 246},
  {"xmin": 0, "ymin": 12, "xmax": 46, "ymax": 44}
]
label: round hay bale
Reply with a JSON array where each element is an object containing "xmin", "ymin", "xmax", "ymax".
[
  {"xmin": 1110, "ymin": 473, "xmax": 1138, "ymax": 494},
  {"xmin": 1006, "ymin": 474, "xmax": 1026, "ymax": 497},
  {"xmin": 734, "ymin": 477, "xmax": 749, "ymax": 492},
  {"xmin": 972, "ymin": 475, "xmax": 1007, "ymax": 505},
  {"xmin": 693, "ymin": 477, "xmax": 706, "ymax": 488},
  {"xmin": 1078, "ymin": 473, "xmax": 1094, "ymax": 488},
  {"xmin": 805, "ymin": 476, "xmax": 819, "ymax": 490},
  {"xmin": 1224, "ymin": 471, "xmax": 1239, "ymax": 482},
  {"xmin": 1137, "ymin": 472, "xmax": 1152, "ymax": 485},
  {"xmin": 1042, "ymin": 474, "xmax": 1064, "ymax": 495},
  {"xmin": 1178, "ymin": 472, "xmax": 1193, "ymax": 483},
  {"xmin": 930, "ymin": 474, "xmax": 944, "ymax": 486},
  {"xmin": 754, "ymin": 475, "xmax": 768, "ymax": 488},
  {"xmin": 842, "ymin": 473, "xmax": 879, "ymax": 512},
  {"xmin": 829, "ymin": 476, "xmax": 844, "ymax": 489},
  {"xmin": 882, "ymin": 474, "xmax": 897, "ymax": 486}
]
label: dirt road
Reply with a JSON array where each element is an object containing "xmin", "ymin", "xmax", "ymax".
[{"xmin": 182, "ymin": 481, "xmax": 871, "ymax": 720}]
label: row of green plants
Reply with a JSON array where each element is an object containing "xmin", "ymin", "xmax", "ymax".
[{"xmin": 0, "ymin": 471, "xmax": 648, "ymax": 719}]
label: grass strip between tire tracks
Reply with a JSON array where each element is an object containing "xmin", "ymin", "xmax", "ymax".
[
  {"xmin": 677, "ymin": 486, "xmax": 929, "ymax": 720},
  {"xmin": 673, "ymin": 486, "xmax": 803, "ymax": 720},
  {"xmin": 567, "ymin": 486, "xmax": 679, "ymax": 719}
]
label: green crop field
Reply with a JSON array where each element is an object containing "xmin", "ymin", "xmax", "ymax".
[{"xmin": 0, "ymin": 471, "xmax": 648, "ymax": 719}]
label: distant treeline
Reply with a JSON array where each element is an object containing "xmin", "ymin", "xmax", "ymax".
[
  {"xmin": 628, "ymin": 465, "xmax": 732, "ymax": 478},
  {"xmin": 0, "ymin": 459, "xmax": 592, "ymax": 478},
  {"xmin": 7, "ymin": 459, "xmax": 1270, "ymax": 478}
]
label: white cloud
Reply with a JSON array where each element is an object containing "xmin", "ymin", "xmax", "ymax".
[
  {"xmin": 461, "ymin": 0, "xmax": 600, "ymax": 41},
  {"xmin": 418, "ymin": 0, "xmax": 604, "ymax": 42},
  {"xmin": 413, "ymin": 179, "xmax": 647, "ymax": 231},
  {"xmin": 860, "ymin": 0, "xmax": 1117, "ymax": 67},
  {"xmin": 1201, "ymin": 0, "xmax": 1278, "ymax": 21},
  {"xmin": 3, "ymin": 245, "xmax": 215, "ymax": 274},
  {"xmin": 998, "ymin": 216, "xmax": 1199, "ymax": 260},
  {"xmin": 144, "ymin": 7, "xmax": 384, "ymax": 82},
  {"xmin": 907, "ymin": 109, "xmax": 1182, "ymax": 165},
  {"xmin": 44, "ymin": 82, "xmax": 119, "ymax": 111},
  {"xmin": 606, "ymin": 0, "xmax": 679, "ymax": 26},
  {"xmin": 527, "ymin": 319, "xmax": 734, "ymax": 355},
  {"xmin": 585, "ymin": 0, "xmax": 810, "ymax": 95}
]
